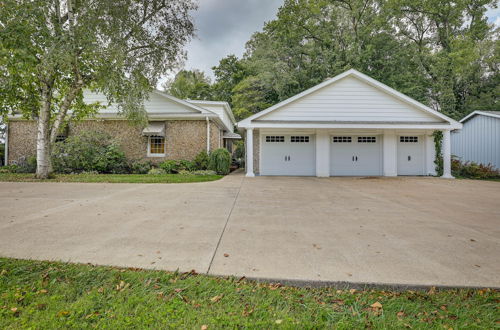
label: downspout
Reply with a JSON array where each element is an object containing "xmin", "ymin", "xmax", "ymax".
[
  {"xmin": 206, "ymin": 117, "xmax": 210, "ymax": 153},
  {"xmin": 4, "ymin": 122, "xmax": 8, "ymax": 166}
]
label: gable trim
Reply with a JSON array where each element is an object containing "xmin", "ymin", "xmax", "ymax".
[
  {"xmin": 238, "ymin": 69, "xmax": 461, "ymax": 129},
  {"xmin": 460, "ymin": 110, "xmax": 500, "ymax": 123},
  {"xmin": 152, "ymin": 91, "xmax": 216, "ymax": 115}
]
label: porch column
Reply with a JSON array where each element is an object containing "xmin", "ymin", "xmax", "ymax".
[
  {"xmin": 382, "ymin": 130, "xmax": 397, "ymax": 176},
  {"xmin": 441, "ymin": 130, "xmax": 453, "ymax": 178},
  {"xmin": 245, "ymin": 128, "xmax": 255, "ymax": 177},
  {"xmin": 315, "ymin": 131, "xmax": 330, "ymax": 177}
]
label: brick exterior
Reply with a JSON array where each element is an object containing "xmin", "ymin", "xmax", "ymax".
[
  {"xmin": 7, "ymin": 119, "xmax": 216, "ymax": 164},
  {"xmin": 253, "ymin": 129, "xmax": 260, "ymax": 174}
]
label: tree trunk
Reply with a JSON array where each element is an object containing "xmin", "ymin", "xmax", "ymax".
[{"xmin": 36, "ymin": 86, "xmax": 52, "ymax": 179}]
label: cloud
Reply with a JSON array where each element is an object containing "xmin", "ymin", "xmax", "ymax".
[{"xmin": 179, "ymin": 0, "xmax": 282, "ymax": 79}]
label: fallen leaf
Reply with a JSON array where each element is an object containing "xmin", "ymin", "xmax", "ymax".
[
  {"xmin": 201, "ymin": 325, "xmax": 208, "ymax": 330},
  {"xmin": 370, "ymin": 302, "xmax": 383, "ymax": 309},
  {"xmin": 10, "ymin": 307, "xmax": 18, "ymax": 313},
  {"xmin": 349, "ymin": 289, "xmax": 357, "ymax": 294},
  {"xmin": 0, "ymin": 270, "xmax": 7, "ymax": 276},
  {"xmin": 275, "ymin": 319, "xmax": 283, "ymax": 324},
  {"xmin": 210, "ymin": 295, "xmax": 223, "ymax": 303},
  {"xmin": 223, "ymin": 253, "xmax": 229, "ymax": 257},
  {"xmin": 174, "ymin": 288, "xmax": 183, "ymax": 293},
  {"xmin": 397, "ymin": 311, "xmax": 406, "ymax": 318},
  {"xmin": 57, "ymin": 310, "xmax": 70, "ymax": 317},
  {"xmin": 440, "ymin": 305, "xmax": 447, "ymax": 311},
  {"xmin": 38, "ymin": 289, "xmax": 48, "ymax": 294},
  {"xmin": 470, "ymin": 239, "xmax": 476, "ymax": 242}
]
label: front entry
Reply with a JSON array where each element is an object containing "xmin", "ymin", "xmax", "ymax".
[
  {"xmin": 330, "ymin": 135, "xmax": 382, "ymax": 176},
  {"xmin": 397, "ymin": 136, "xmax": 425, "ymax": 175},
  {"xmin": 261, "ymin": 134, "xmax": 316, "ymax": 176}
]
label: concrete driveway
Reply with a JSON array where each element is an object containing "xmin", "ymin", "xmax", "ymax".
[{"xmin": 1, "ymin": 172, "xmax": 499, "ymax": 288}]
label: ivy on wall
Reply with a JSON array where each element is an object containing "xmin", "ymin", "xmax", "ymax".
[{"xmin": 433, "ymin": 131, "xmax": 443, "ymax": 176}]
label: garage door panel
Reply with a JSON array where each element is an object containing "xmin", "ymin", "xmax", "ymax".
[
  {"xmin": 261, "ymin": 134, "xmax": 315, "ymax": 176},
  {"xmin": 330, "ymin": 135, "xmax": 382, "ymax": 176},
  {"xmin": 397, "ymin": 136, "xmax": 424, "ymax": 175}
]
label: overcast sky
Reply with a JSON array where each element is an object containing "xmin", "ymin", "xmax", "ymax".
[{"xmin": 165, "ymin": 1, "xmax": 500, "ymax": 83}]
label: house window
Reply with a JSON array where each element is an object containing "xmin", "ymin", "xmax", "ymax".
[
  {"xmin": 358, "ymin": 136, "xmax": 376, "ymax": 143},
  {"xmin": 332, "ymin": 136, "xmax": 352, "ymax": 143},
  {"xmin": 55, "ymin": 135, "xmax": 67, "ymax": 143},
  {"xmin": 400, "ymin": 136, "xmax": 419, "ymax": 143},
  {"xmin": 148, "ymin": 135, "xmax": 165, "ymax": 156},
  {"xmin": 291, "ymin": 136, "xmax": 309, "ymax": 143},
  {"xmin": 265, "ymin": 136, "xmax": 284, "ymax": 142}
]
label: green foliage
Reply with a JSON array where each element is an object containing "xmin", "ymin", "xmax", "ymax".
[
  {"xmin": 0, "ymin": 258, "xmax": 498, "ymax": 328},
  {"xmin": 51, "ymin": 130, "xmax": 128, "ymax": 174},
  {"xmin": 129, "ymin": 160, "xmax": 153, "ymax": 174},
  {"xmin": 208, "ymin": 148, "xmax": 231, "ymax": 175},
  {"xmin": 147, "ymin": 168, "xmax": 166, "ymax": 175},
  {"xmin": 158, "ymin": 159, "xmax": 196, "ymax": 174},
  {"xmin": 211, "ymin": 55, "xmax": 247, "ymax": 104},
  {"xmin": 193, "ymin": 151, "xmax": 209, "ymax": 170},
  {"xmin": 233, "ymin": 140, "xmax": 245, "ymax": 160},
  {"xmin": 163, "ymin": 70, "xmax": 213, "ymax": 100},
  {"xmin": 433, "ymin": 131, "xmax": 443, "ymax": 176},
  {"xmin": 0, "ymin": 173, "xmax": 222, "ymax": 183},
  {"xmin": 452, "ymin": 159, "xmax": 500, "ymax": 179}
]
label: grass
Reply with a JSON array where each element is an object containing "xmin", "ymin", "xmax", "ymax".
[
  {"xmin": 0, "ymin": 258, "xmax": 498, "ymax": 328},
  {"xmin": 0, "ymin": 173, "xmax": 222, "ymax": 184}
]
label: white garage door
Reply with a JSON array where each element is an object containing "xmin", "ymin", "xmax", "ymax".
[
  {"xmin": 397, "ymin": 136, "xmax": 425, "ymax": 175},
  {"xmin": 330, "ymin": 136, "xmax": 382, "ymax": 176},
  {"xmin": 261, "ymin": 134, "xmax": 315, "ymax": 176}
]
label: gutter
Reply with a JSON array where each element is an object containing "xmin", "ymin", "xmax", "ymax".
[
  {"xmin": 4, "ymin": 123, "xmax": 8, "ymax": 166},
  {"xmin": 206, "ymin": 117, "xmax": 210, "ymax": 153}
]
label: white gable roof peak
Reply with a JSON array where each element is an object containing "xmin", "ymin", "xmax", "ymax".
[{"xmin": 238, "ymin": 69, "xmax": 461, "ymax": 129}]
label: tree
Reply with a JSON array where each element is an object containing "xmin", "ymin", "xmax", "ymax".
[
  {"xmin": 211, "ymin": 55, "xmax": 247, "ymax": 104},
  {"xmin": 163, "ymin": 69, "xmax": 213, "ymax": 100},
  {"xmin": 0, "ymin": 0, "xmax": 196, "ymax": 178}
]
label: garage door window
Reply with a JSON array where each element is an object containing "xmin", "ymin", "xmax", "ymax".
[
  {"xmin": 400, "ymin": 136, "xmax": 419, "ymax": 143},
  {"xmin": 358, "ymin": 136, "xmax": 377, "ymax": 143},
  {"xmin": 332, "ymin": 136, "xmax": 352, "ymax": 143},
  {"xmin": 291, "ymin": 136, "xmax": 309, "ymax": 143},
  {"xmin": 265, "ymin": 136, "xmax": 284, "ymax": 142}
]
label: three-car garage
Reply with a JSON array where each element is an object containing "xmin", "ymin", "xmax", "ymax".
[
  {"xmin": 239, "ymin": 69, "xmax": 461, "ymax": 178},
  {"xmin": 259, "ymin": 132, "xmax": 426, "ymax": 176}
]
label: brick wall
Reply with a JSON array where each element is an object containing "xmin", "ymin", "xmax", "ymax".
[{"xmin": 7, "ymin": 119, "xmax": 212, "ymax": 164}]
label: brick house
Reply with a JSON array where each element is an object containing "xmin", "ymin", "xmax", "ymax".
[{"xmin": 5, "ymin": 91, "xmax": 240, "ymax": 165}]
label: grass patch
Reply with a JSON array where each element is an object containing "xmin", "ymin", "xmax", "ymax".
[
  {"xmin": 0, "ymin": 258, "xmax": 498, "ymax": 328},
  {"xmin": 0, "ymin": 173, "xmax": 222, "ymax": 184}
]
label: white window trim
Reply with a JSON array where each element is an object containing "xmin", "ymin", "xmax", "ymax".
[{"xmin": 147, "ymin": 136, "xmax": 166, "ymax": 157}]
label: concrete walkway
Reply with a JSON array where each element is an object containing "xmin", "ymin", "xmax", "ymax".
[{"xmin": 1, "ymin": 172, "xmax": 499, "ymax": 288}]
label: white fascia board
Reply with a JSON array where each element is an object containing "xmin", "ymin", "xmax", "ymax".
[
  {"xmin": 238, "ymin": 122, "xmax": 460, "ymax": 130},
  {"xmin": 237, "ymin": 69, "xmax": 461, "ymax": 127},
  {"xmin": 7, "ymin": 113, "xmax": 219, "ymax": 120},
  {"xmin": 188, "ymin": 100, "xmax": 237, "ymax": 125},
  {"xmin": 460, "ymin": 110, "xmax": 500, "ymax": 123}
]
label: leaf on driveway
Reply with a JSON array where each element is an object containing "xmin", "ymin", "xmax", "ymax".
[{"xmin": 223, "ymin": 253, "xmax": 229, "ymax": 257}]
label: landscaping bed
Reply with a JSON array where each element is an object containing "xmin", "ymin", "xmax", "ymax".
[
  {"xmin": 0, "ymin": 258, "xmax": 498, "ymax": 328},
  {"xmin": 0, "ymin": 173, "xmax": 222, "ymax": 184}
]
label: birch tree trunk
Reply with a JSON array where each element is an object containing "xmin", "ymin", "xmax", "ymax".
[{"xmin": 36, "ymin": 85, "xmax": 52, "ymax": 179}]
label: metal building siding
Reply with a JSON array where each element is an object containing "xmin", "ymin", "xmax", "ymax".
[{"xmin": 451, "ymin": 114, "xmax": 500, "ymax": 169}]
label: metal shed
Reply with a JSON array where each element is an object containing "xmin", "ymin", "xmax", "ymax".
[{"xmin": 452, "ymin": 111, "xmax": 500, "ymax": 169}]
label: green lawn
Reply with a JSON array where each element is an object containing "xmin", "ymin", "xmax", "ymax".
[
  {"xmin": 0, "ymin": 173, "xmax": 222, "ymax": 183},
  {"xmin": 0, "ymin": 258, "xmax": 497, "ymax": 328}
]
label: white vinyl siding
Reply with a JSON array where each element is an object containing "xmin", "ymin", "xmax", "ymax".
[
  {"xmin": 452, "ymin": 114, "xmax": 500, "ymax": 169},
  {"xmin": 195, "ymin": 104, "xmax": 234, "ymax": 133},
  {"xmin": 259, "ymin": 76, "xmax": 441, "ymax": 122},
  {"xmin": 83, "ymin": 91, "xmax": 199, "ymax": 114}
]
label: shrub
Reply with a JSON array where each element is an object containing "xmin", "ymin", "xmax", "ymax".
[
  {"xmin": 12, "ymin": 155, "xmax": 37, "ymax": 173},
  {"xmin": 452, "ymin": 158, "xmax": 500, "ymax": 179},
  {"xmin": 208, "ymin": 148, "xmax": 231, "ymax": 175},
  {"xmin": 159, "ymin": 160, "xmax": 181, "ymax": 174},
  {"xmin": 148, "ymin": 167, "xmax": 165, "ymax": 175},
  {"xmin": 130, "ymin": 160, "xmax": 152, "ymax": 174},
  {"xmin": 193, "ymin": 151, "xmax": 209, "ymax": 170},
  {"xmin": 51, "ymin": 130, "xmax": 128, "ymax": 174},
  {"xmin": 234, "ymin": 140, "xmax": 245, "ymax": 160},
  {"xmin": 0, "ymin": 165, "xmax": 19, "ymax": 173},
  {"xmin": 179, "ymin": 160, "xmax": 196, "ymax": 171},
  {"xmin": 178, "ymin": 169, "xmax": 217, "ymax": 176},
  {"xmin": 159, "ymin": 159, "xmax": 196, "ymax": 173}
]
